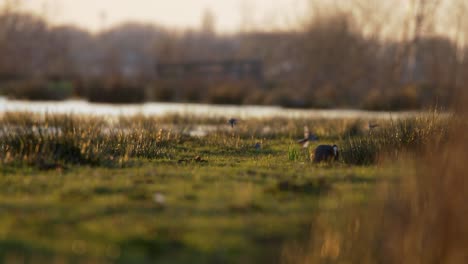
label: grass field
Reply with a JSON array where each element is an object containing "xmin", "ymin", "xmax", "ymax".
[{"xmin": 0, "ymin": 112, "xmax": 451, "ymax": 263}]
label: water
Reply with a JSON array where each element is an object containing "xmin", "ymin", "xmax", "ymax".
[{"xmin": 0, "ymin": 97, "xmax": 422, "ymax": 119}]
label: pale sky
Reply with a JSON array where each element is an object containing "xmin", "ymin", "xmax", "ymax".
[{"xmin": 18, "ymin": 0, "xmax": 310, "ymax": 32}]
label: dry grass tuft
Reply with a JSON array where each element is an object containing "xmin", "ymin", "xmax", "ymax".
[{"xmin": 282, "ymin": 107, "xmax": 468, "ymax": 263}]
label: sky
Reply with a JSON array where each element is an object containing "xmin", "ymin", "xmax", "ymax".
[{"xmin": 18, "ymin": 0, "xmax": 310, "ymax": 32}]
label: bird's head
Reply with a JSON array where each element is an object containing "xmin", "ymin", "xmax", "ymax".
[{"xmin": 332, "ymin": 145, "xmax": 339, "ymax": 159}]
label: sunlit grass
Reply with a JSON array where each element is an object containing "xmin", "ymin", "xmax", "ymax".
[
  {"xmin": 0, "ymin": 112, "xmax": 452, "ymax": 263},
  {"xmin": 341, "ymin": 113, "xmax": 450, "ymax": 165},
  {"xmin": 0, "ymin": 112, "xmax": 449, "ymax": 168}
]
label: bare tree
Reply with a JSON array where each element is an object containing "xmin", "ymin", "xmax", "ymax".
[
  {"xmin": 405, "ymin": 0, "xmax": 441, "ymax": 83},
  {"xmin": 448, "ymin": 0, "xmax": 467, "ymax": 91},
  {"xmin": 201, "ymin": 8, "xmax": 216, "ymax": 35}
]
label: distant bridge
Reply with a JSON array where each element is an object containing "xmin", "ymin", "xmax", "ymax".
[{"xmin": 155, "ymin": 60, "xmax": 263, "ymax": 82}]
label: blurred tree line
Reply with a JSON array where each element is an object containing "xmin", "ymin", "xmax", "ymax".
[{"xmin": 0, "ymin": 0, "xmax": 467, "ymax": 110}]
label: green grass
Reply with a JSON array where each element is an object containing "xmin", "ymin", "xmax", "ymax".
[{"xmin": 0, "ymin": 113, "xmax": 448, "ymax": 263}]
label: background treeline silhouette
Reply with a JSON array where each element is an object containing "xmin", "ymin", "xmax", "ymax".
[{"xmin": 0, "ymin": 1, "xmax": 466, "ymax": 110}]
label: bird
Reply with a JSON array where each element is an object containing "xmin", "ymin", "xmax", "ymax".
[
  {"xmin": 312, "ymin": 144, "xmax": 339, "ymax": 163},
  {"xmin": 368, "ymin": 122, "xmax": 379, "ymax": 130},
  {"xmin": 228, "ymin": 118, "xmax": 238, "ymax": 128},
  {"xmin": 297, "ymin": 126, "xmax": 319, "ymax": 148},
  {"xmin": 254, "ymin": 142, "xmax": 261, "ymax": 150}
]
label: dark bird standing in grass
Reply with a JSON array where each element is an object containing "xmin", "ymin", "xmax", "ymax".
[
  {"xmin": 228, "ymin": 118, "xmax": 238, "ymax": 128},
  {"xmin": 254, "ymin": 142, "xmax": 261, "ymax": 150},
  {"xmin": 297, "ymin": 126, "xmax": 319, "ymax": 148},
  {"xmin": 312, "ymin": 145, "xmax": 339, "ymax": 163}
]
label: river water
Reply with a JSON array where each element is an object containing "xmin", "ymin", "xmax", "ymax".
[{"xmin": 0, "ymin": 97, "xmax": 422, "ymax": 119}]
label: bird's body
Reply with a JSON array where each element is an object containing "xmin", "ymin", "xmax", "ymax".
[
  {"xmin": 254, "ymin": 142, "xmax": 261, "ymax": 150},
  {"xmin": 297, "ymin": 126, "xmax": 319, "ymax": 148},
  {"xmin": 228, "ymin": 118, "xmax": 238, "ymax": 128},
  {"xmin": 312, "ymin": 145, "xmax": 339, "ymax": 163},
  {"xmin": 368, "ymin": 122, "xmax": 379, "ymax": 130}
]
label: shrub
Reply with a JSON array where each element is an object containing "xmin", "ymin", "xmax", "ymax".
[
  {"xmin": 206, "ymin": 82, "xmax": 248, "ymax": 105},
  {"xmin": 80, "ymin": 77, "xmax": 146, "ymax": 103},
  {"xmin": 362, "ymin": 85, "xmax": 425, "ymax": 111},
  {"xmin": 263, "ymin": 88, "xmax": 310, "ymax": 108},
  {"xmin": 3, "ymin": 79, "xmax": 74, "ymax": 101},
  {"xmin": 150, "ymin": 80, "xmax": 177, "ymax": 101},
  {"xmin": 242, "ymin": 89, "xmax": 266, "ymax": 105}
]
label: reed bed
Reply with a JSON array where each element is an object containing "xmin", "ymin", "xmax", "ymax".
[
  {"xmin": 281, "ymin": 94, "xmax": 466, "ymax": 264},
  {"xmin": 0, "ymin": 112, "xmax": 450, "ymax": 168},
  {"xmin": 0, "ymin": 110, "xmax": 458, "ymax": 263},
  {"xmin": 340, "ymin": 112, "xmax": 451, "ymax": 165},
  {"xmin": 0, "ymin": 113, "xmax": 178, "ymax": 167}
]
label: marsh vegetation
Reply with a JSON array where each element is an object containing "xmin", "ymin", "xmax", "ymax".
[
  {"xmin": 0, "ymin": 0, "xmax": 467, "ymax": 262},
  {"xmin": 0, "ymin": 111, "xmax": 457, "ymax": 263}
]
